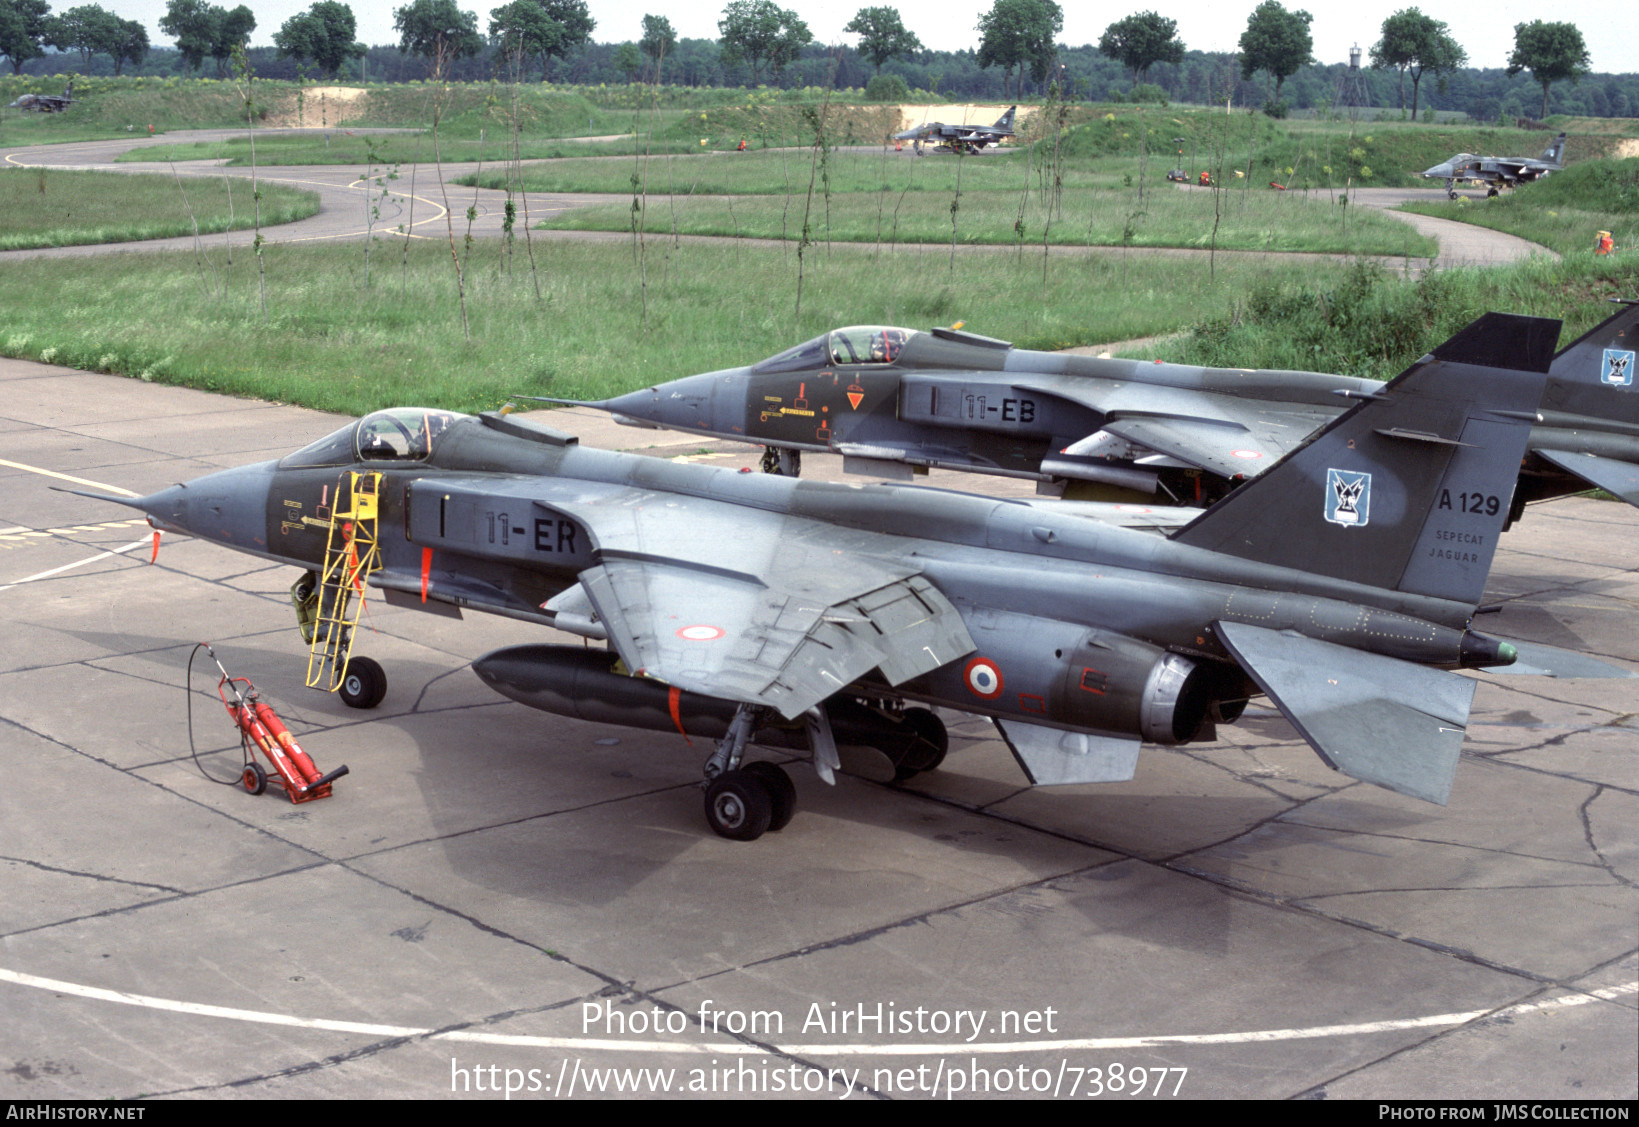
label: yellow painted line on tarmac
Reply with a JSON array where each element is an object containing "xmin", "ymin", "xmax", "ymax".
[{"xmin": 0, "ymin": 458, "xmax": 138, "ymax": 496}]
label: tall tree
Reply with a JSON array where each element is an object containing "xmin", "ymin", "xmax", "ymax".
[
  {"xmin": 46, "ymin": 3, "xmax": 118, "ymax": 72},
  {"xmin": 0, "ymin": 0, "xmax": 52, "ymax": 76},
  {"xmin": 976, "ymin": 0, "xmax": 1062, "ymax": 100},
  {"xmin": 1097, "ymin": 11, "xmax": 1183, "ymax": 83},
  {"xmin": 1507, "ymin": 20, "xmax": 1590, "ymax": 120},
  {"xmin": 488, "ymin": 0, "xmax": 560, "ymax": 79},
  {"xmin": 1370, "ymin": 8, "xmax": 1466, "ymax": 116},
  {"xmin": 1238, "ymin": 0, "xmax": 1312, "ymax": 104},
  {"xmin": 844, "ymin": 6, "xmax": 920, "ymax": 75},
  {"xmin": 209, "ymin": 3, "xmax": 254, "ymax": 76},
  {"xmin": 159, "ymin": 0, "xmax": 218, "ymax": 75},
  {"xmin": 638, "ymin": 13, "xmax": 675, "ymax": 67},
  {"xmin": 394, "ymin": 0, "xmax": 482, "ymax": 67},
  {"xmin": 534, "ymin": 0, "xmax": 592, "ymax": 78},
  {"xmin": 110, "ymin": 16, "xmax": 146, "ymax": 74},
  {"xmin": 717, "ymin": 0, "xmax": 810, "ymax": 86},
  {"xmin": 274, "ymin": 2, "xmax": 365, "ymax": 79}
]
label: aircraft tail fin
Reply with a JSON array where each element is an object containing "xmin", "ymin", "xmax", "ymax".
[
  {"xmin": 1173, "ymin": 313, "xmax": 1558, "ymax": 605},
  {"xmin": 1542, "ymin": 299, "xmax": 1639, "ymax": 421},
  {"xmin": 1542, "ymin": 131, "xmax": 1567, "ymax": 165},
  {"xmin": 996, "ymin": 105, "xmax": 1017, "ymax": 131}
]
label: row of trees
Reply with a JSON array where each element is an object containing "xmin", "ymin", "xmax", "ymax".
[
  {"xmin": 1, "ymin": 0, "xmax": 146, "ymax": 74},
  {"xmin": 0, "ymin": 0, "xmax": 1608, "ymax": 124}
]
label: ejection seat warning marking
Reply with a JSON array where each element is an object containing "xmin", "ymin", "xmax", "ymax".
[
  {"xmin": 1, "ymin": 964, "xmax": 1632, "ymax": 1056},
  {"xmin": 1601, "ymin": 349, "xmax": 1634, "ymax": 387},
  {"xmin": 677, "ymin": 625, "xmax": 725, "ymax": 641}
]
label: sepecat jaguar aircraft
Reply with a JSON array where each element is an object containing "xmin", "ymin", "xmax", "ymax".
[
  {"xmin": 74, "ymin": 314, "xmax": 1632, "ymax": 841},
  {"xmin": 546, "ymin": 301, "xmax": 1639, "ymax": 518}
]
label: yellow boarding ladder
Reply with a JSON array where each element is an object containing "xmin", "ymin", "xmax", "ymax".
[{"xmin": 305, "ymin": 472, "xmax": 383, "ymax": 692}]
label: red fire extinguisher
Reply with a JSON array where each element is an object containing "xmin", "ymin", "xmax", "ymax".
[{"xmin": 196, "ymin": 644, "xmax": 348, "ymax": 804}]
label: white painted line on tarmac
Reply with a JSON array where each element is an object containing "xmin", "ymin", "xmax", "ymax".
[
  {"xmin": 1, "ymin": 964, "xmax": 1632, "ymax": 1055},
  {"xmin": 0, "ymin": 537, "xmax": 149, "ymax": 592}
]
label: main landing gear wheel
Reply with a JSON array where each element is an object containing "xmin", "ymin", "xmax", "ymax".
[
  {"xmin": 742, "ymin": 761, "xmax": 797, "ymax": 832},
  {"xmin": 759, "ymin": 447, "xmax": 802, "ymax": 476},
  {"xmin": 704, "ymin": 769, "xmax": 774, "ymax": 841},
  {"xmin": 892, "ymin": 707, "xmax": 948, "ymax": 782},
  {"xmin": 241, "ymin": 762, "xmax": 267, "ymax": 795},
  {"xmin": 338, "ymin": 656, "xmax": 387, "ymax": 709}
]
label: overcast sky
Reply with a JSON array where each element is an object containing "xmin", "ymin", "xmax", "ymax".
[{"xmin": 107, "ymin": 1, "xmax": 1633, "ymax": 78}]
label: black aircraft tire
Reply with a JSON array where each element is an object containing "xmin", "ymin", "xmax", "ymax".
[
  {"xmin": 897, "ymin": 708, "xmax": 949, "ymax": 774},
  {"xmin": 339, "ymin": 656, "xmax": 387, "ymax": 710},
  {"xmin": 743, "ymin": 762, "xmax": 797, "ymax": 831},
  {"xmin": 704, "ymin": 771, "xmax": 774, "ymax": 841},
  {"xmin": 242, "ymin": 762, "xmax": 267, "ymax": 796}
]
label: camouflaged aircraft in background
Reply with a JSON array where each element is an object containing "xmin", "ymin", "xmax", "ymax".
[
  {"xmin": 550, "ymin": 302, "xmax": 1639, "ymax": 518},
  {"xmin": 7, "ymin": 86, "xmax": 74, "ymax": 112},
  {"xmin": 1422, "ymin": 133, "xmax": 1566, "ymax": 198},
  {"xmin": 75, "ymin": 314, "xmax": 1633, "ymax": 841},
  {"xmin": 892, "ymin": 106, "xmax": 1016, "ymax": 154}
]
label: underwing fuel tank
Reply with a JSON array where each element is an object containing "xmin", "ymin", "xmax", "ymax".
[{"xmin": 472, "ymin": 645, "xmax": 933, "ymax": 757}]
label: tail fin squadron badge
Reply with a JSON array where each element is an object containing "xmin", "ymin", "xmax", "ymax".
[
  {"xmin": 1326, "ymin": 469, "xmax": 1371, "ymax": 527},
  {"xmin": 1601, "ymin": 349, "xmax": 1634, "ymax": 388}
]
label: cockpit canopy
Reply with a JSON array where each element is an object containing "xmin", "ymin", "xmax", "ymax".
[
  {"xmin": 279, "ymin": 408, "xmax": 468, "ymax": 468},
  {"xmin": 752, "ymin": 326, "xmax": 918, "ymax": 374}
]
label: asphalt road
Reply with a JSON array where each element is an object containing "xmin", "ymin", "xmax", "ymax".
[
  {"xmin": 1, "ymin": 130, "xmax": 1555, "ymax": 272},
  {"xmin": 0, "ymin": 359, "xmax": 1633, "ymax": 1100}
]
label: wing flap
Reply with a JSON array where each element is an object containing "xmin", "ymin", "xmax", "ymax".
[
  {"xmin": 1535, "ymin": 449, "xmax": 1639, "ymax": 507},
  {"xmin": 580, "ymin": 561, "xmax": 972, "ymax": 719},
  {"xmin": 1216, "ymin": 620, "xmax": 1474, "ymax": 805}
]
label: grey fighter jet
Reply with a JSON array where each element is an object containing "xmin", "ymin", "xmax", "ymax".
[
  {"xmin": 74, "ymin": 313, "xmax": 1633, "ymax": 842},
  {"xmin": 550, "ymin": 301, "xmax": 1639, "ymax": 517},
  {"xmin": 893, "ymin": 106, "xmax": 1016, "ymax": 154},
  {"xmin": 7, "ymin": 85, "xmax": 73, "ymax": 112},
  {"xmin": 1422, "ymin": 133, "xmax": 1566, "ymax": 198}
]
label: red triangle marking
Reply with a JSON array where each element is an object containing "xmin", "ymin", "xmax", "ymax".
[{"xmin": 846, "ymin": 392, "xmax": 864, "ymax": 410}]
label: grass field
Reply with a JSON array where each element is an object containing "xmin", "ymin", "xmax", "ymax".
[
  {"xmin": 0, "ymin": 167, "xmax": 319, "ymax": 250},
  {"xmin": 1152, "ymin": 254, "xmax": 1635, "ymax": 380},
  {"xmin": 0, "ymin": 236, "xmax": 1355, "ymax": 415},
  {"xmin": 1398, "ymin": 156, "xmax": 1639, "ymax": 256},
  {"xmin": 544, "ymin": 181, "xmax": 1437, "ymax": 257}
]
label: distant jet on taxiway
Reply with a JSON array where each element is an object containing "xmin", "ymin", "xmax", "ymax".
[{"xmin": 1422, "ymin": 132, "xmax": 1566, "ymax": 198}]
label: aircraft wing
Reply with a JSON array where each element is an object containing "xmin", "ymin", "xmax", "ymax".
[
  {"xmin": 1216, "ymin": 620, "xmax": 1473, "ymax": 805},
  {"xmin": 1534, "ymin": 448, "xmax": 1639, "ymax": 507},
  {"xmin": 431, "ymin": 478, "xmax": 976, "ymax": 719},
  {"xmin": 1018, "ymin": 381, "xmax": 1340, "ymax": 478}
]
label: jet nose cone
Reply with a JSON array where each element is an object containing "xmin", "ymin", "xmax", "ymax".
[
  {"xmin": 603, "ymin": 367, "xmax": 751, "ymax": 436},
  {"xmin": 1423, "ymin": 163, "xmax": 1452, "ymax": 178},
  {"xmin": 134, "ymin": 482, "xmax": 191, "ymax": 532},
  {"xmin": 138, "ymin": 461, "xmax": 276, "ymax": 550}
]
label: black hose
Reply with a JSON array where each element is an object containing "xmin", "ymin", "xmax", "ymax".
[{"xmin": 186, "ymin": 642, "xmax": 248, "ymax": 786}]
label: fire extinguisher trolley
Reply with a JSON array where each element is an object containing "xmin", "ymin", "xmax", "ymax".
[{"xmin": 204, "ymin": 645, "xmax": 349, "ymax": 804}]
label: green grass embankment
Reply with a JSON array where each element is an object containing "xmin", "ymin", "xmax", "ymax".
[{"xmin": 1151, "ymin": 254, "xmax": 1634, "ymax": 380}]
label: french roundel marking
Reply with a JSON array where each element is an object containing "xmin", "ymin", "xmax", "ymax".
[
  {"xmin": 964, "ymin": 657, "xmax": 1004, "ymax": 700},
  {"xmin": 676, "ymin": 625, "xmax": 724, "ymax": 641},
  {"xmin": 1230, "ymin": 449, "xmax": 1264, "ymax": 460}
]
